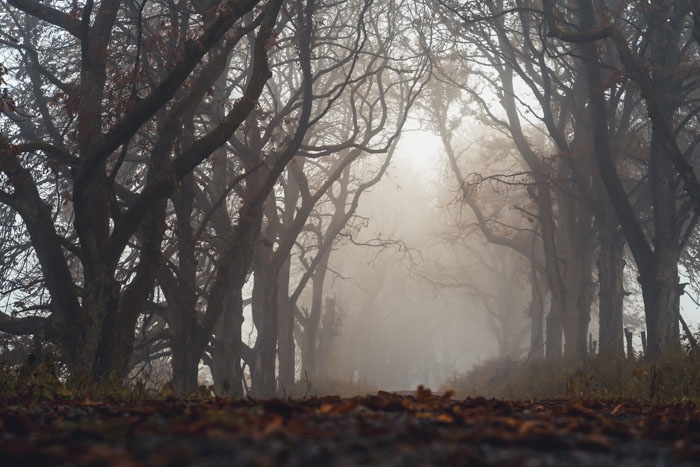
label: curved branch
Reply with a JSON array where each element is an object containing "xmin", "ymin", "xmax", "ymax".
[
  {"xmin": 6, "ymin": 0, "xmax": 81, "ymax": 37},
  {"xmin": 0, "ymin": 312, "xmax": 55, "ymax": 338}
]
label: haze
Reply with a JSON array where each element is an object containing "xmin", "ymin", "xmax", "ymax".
[{"xmin": 1, "ymin": 0, "xmax": 699, "ymax": 399}]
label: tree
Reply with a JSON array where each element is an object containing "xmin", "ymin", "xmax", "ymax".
[
  {"xmin": 137, "ymin": 0, "xmax": 429, "ymax": 396},
  {"xmin": 546, "ymin": 0, "xmax": 700, "ymax": 358},
  {"xmin": 0, "ymin": 0, "xmax": 285, "ymax": 382},
  {"xmin": 254, "ymin": 0, "xmax": 428, "ymax": 396},
  {"xmin": 431, "ymin": 0, "xmax": 644, "ymax": 360}
]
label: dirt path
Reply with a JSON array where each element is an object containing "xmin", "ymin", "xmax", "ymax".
[{"xmin": 2, "ymin": 389, "xmax": 700, "ymax": 465}]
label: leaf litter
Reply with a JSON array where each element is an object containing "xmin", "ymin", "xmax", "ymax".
[{"xmin": 2, "ymin": 386, "xmax": 700, "ymax": 465}]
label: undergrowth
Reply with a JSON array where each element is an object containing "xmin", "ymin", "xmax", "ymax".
[
  {"xmin": 9, "ymin": 351, "xmax": 700, "ymax": 404},
  {"xmin": 289, "ymin": 373, "xmax": 375, "ymax": 398},
  {"xmin": 1, "ymin": 353, "xmax": 373, "ymax": 404},
  {"xmin": 0, "ymin": 353, "xmax": 165, "ymax": 405},
  {"xmin": 443, "ymin": 352, "xmax": 700, "ymax": 401}
]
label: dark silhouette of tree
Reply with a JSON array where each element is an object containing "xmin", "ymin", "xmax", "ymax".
[
  {"xmin": 546, "ymin": 0, "xmax": 700, "ymax": 359},
  {"xmin": 0, "ymin": 0, "xmax": 285, "ymax": 382}
]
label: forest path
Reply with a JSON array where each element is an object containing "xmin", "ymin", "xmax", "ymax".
[{"xmin": 1, "ymin": 389, "xmax": 699, "ymax": 466}]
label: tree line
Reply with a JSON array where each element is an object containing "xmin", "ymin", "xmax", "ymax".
[
  {"xmin": 429, "ymin": 0, "xmax": 700, "ymax": 363},
  {"xmin": 1, "ymin": 0, "xmax": 699, "ymax": 396}
]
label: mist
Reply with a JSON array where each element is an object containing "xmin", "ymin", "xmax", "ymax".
[
  {"xmin": 2, "ymin": 0, "xmax": 700, "ymax": 401},
  {"xmin": 285, "ymin": 128, "xmax": 529, "ymax": 391}
]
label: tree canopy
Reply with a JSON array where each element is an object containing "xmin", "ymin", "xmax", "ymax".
[{"xmin": 1, "ymin": 0, "xmax": 700, "ymax": 396}]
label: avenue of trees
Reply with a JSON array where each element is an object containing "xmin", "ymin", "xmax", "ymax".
[
  {"xmin": 1, "ymin": 0, "xmax": 700, "ymax": 396},
  {"xmin": 427, "ymin": 0, "xmax": 700, "ymax": 363}
]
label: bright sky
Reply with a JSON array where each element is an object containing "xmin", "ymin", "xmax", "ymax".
[{"xmin": 394, "ymin": 123, "xmax": 444, "ymax": 177}]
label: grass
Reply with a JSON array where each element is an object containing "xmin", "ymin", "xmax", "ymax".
[
  {"xmin": 289, "ymin": 373, "xmax": 376, "ymax": 398},
  {"xmin": 8, "ymin": 349, "xmax": 700, "ymax": 404},
  {"xmin": 442, "ymin": 352, "xmax": 700, "ymax": 401}
]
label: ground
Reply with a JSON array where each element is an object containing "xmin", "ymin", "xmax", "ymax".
[{"xmin": 2, "ymin": 388, "xmax": 700, "ymax": 466}]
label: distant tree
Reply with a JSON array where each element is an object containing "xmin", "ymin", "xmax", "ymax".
[
  {"xmin": 136, "ymin": 0, "xmax": 430, "ymax": 397},
  {"xmin": 421, "ymin": 71, "xmax": 543, "ymax": 358},
  {"xmin": 431, "ymin": 0, "xmax": 642, "ymax": 360}
]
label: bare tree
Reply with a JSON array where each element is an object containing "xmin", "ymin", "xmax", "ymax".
[
  {"xmin": 0, "ymin": 0, "xmax": 285, "ymax": 382},
  {"xmin": 546, "ymin": 0, "xmax": 700, "ymax": 358}
]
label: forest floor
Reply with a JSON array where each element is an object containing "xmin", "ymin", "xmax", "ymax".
[{"xmin": 2, "ymin": 388, "xmax": 700, "ymax": 466}]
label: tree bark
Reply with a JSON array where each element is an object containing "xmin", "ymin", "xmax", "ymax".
[
  {"xmin": 545, "ymin": 301, "xmax": 562, "ymax": 360},
  {"xmin": 528, "ymin": 271, "xmax": 546, "ymax": 360},
  {"xmin": 211, "ymin": 291, "xmax": 245, "ymax": 397},
  {"xmin": 250, "ymin": 265, "xmax": 278, "ymax": 398},
  {"xmin": 301, "ymin": 247, "xmax": 332, "ymax": 377},
  {"xmin": 570, "ymin": 0, "xmax": 683, "ymax": 359},
  {"xmin": 597, "ymin": 210, "xmax": 626, "ymax": 358},
  {"xmin": 172, "ymin": 338, "xmax": 201, "ymax": 394},
  {"xmin": 277, "ymin": 257, "xmax": 295, "ymax": 395}
]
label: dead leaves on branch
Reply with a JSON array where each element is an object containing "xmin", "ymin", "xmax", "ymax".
[{"xmin": 3, "ymin": 390, "xmax": 700, "ymax": 465}]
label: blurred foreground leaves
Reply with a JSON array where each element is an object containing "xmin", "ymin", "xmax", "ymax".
[{"xmin": 2, "ymin": 387, "xmax": 700, "ymax": 465}]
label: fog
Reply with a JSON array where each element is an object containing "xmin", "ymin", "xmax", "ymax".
[
  {"xmin": 297, "ymin": 130, "xmax": 530, "ymax": 391},
  {"xmin": 3, "ymin": 0, "xmax": 700, "ymax": 400}
]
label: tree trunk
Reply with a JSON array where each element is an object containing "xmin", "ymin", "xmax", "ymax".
[
  {"xmin": 528, "ymin": 289, "xmax": 545, "ymax": 360},
  {"xmin": 562, "ymin": 296, "xmax": 590, "ymax": 359},
  {"xmin": 528, "ymin": 266, "xmax": 545, "ymax": 360},
  {"xmin": 317, "ymin": 297, "xmax": 337, "ymax": 375},
  {"xmin": 642, "ymin": 5, "xmax": 683, "ymax": 356},
  {"xmin": 162, "ymin": 165, "xmax": 200, "ymax": 395},
  {"xmin": 643, "ymin": 252, "xmax": 681, "ymax": 357},
  {"xmin": 597, "ymin": 217, "xmax": 626, "ymax": 358},
  {"xmin": 301, "ymin": 248, "xmax": 331, "ymax": 376},
  {"xmin": 168, "ymin": 294, "xmax": 202, "ymax": 395},
  {"xmin": 572, "ymin": 0, "xmax": 683, "ymax": 361},
  {"xmin": 211, "ymin": 290, "xmax": 245, "ymax": 397},
  {"xmin": 545, "ymin": 301, "xmax": 562, "ymax": 360},
  {"xmin": 94, "ymin": 191, "xmax": 168, "ymax": 381},
  {"xmin": 250, "ymin": 258, "xmax": 279, "ymax": 398},
  {"xmin": 172, "ymin": 338, "xmax": 201, "ymax": 395},
  {"xmin": 82, "ymin": 274, "xmax": 120, "ymax": 381},
  {"xmin": 563, "ymin": 245, "xmax": 594, "ymax": 359},
  {"xmin": 277, "ymin": 257, "xmax": 295, "ymax": 395}
]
